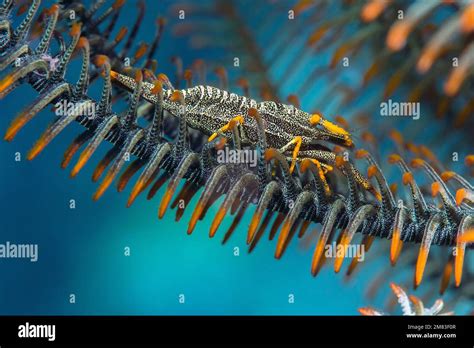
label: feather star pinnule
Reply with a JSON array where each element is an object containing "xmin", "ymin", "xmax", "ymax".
[{"xmin": 359, "ymin": 283, "xmax": 454, "ymax": 316}]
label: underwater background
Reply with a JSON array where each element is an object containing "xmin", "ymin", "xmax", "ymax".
[{"xmin": 0, "ymin": 0, "xmax": 472, "ymax": 315}]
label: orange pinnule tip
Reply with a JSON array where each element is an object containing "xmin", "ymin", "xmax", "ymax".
[
  {"xmin": 417, "ymin": 47, "xmax": 437, "ymax": 73},
  {"xmin": 236, "ymin": 77, "xmax": 249, "ymax": 88},
  {"xmin": 158, "ymin": 188, "xmax": 173, "ymax": 219},
  {"xmin": 215, "ymin": 138, "xmax": 227, "ymax": 150},
  {"xmin": 264, "ymin": 148, "xmax": 277, "ymax": 162},
  {"xmin": 248, "ymin": 108, "xmax": 258, "ymax": 118},
  {"xmin": 157, "ymin": 73, "xmax": 169, "ymax": 82},
  {"xmin": 293, "ymin": 0, "xmax": 313, "ymax": 15},
  {"xmin": 275, "ymin": 221, "xmax": 291, "ymax": 259},
  {"xmin": 431, "ymin": 182, "xmax": 441, "ymax": 197},
  {"xmin": 410, "ymin": 158, "xmax": 424, "ymax": 168},
  {"xmin": 209, "ymin": 207, "xmax": 226, "ymax": 238},
  {"xmin": 311, "ymin": 238, "xmax": 326, "ymax": 276},
  {"xmin": 109, "ymin": 70, "xmax": 119, "ymax": 80},
  {"xmin": 17, "ymin": 3, "xmax": 28, "ymax": 15},
  {"xmin": 183, "ymin": 69, "xmax": 192, "ymax": 81},
  {"xmin": 77, "ymin": 37, "xmax": 89, "ymax": 49},
  {"xmin": 387, "ymin": 154, "xmax": 402, "ymax": 164},
  {"xmin": 93, "ymin": 174, "xmax": 113, "ymax": 201},
  {"xmin": 69, "ymin": 165, "xmax": 80, "ymax": 178},
  {"xmin": 151, "ymin": 81, "xmax": 162, "ymax": 94},
  {"xmin": 134, "ymin": 70, "xmax": 143, "ymax": 83},
  {"xmin": 440, "ymin": 171, "xmax": 455, "ymax": 182},
  {"xmin": 193, "ymin": 59, "xmax": 204, "ymax": 68},
  {"xmin": 334, "ymin": 234, "xmax": 350, "ymax": 273},
  {"xmin": 61, "ymin": 142, "xmax": 80, "ymax": 169},
  {"xmin": 455, "ymin": 188, "xmax": 466, "ymax": 206},
  {"xmin": 134, "ymin": 43, "xmax": 148, "ymax": 60},
  {"xmin": 46, "ymin": 4, "xmax": 59, "ymax": 15},
  {"xmin": 115, "ymin": 27, "xmax": 128, "ymax": 42},
  {"xmin": 122, "ymin": 66, "xmax": 136, "ymax": 76},
  {"xmin": 214, "ymin": 66, "xmax": 226, "ymax": 77},
  {"xmin": 31, "ymin": 21, "xmax": 43, "ymax": 39},
  {"xmin": 142, "ymin": 69, "xmax": 155, "ymax": 80},
  {"xmin": 440, "ymin": 261, "xmax": 453, "ymax": 294},
  {"xmin": 389, "ymin": 282, "xmax": 404, "ymax": 296},
  {"xmin": 157, "ymin": 17, "xmax": 166, "ymax": 27},
  {"xmin": 402, "ymin": 172, "xmax": 413, "ymax": 186},
  {"xmin": 409, "ymin": 295, "xmax": 422, "ymax": 308},
  {"xmin": 461, "ymin": 4, "xmax": 474, "ymax": 33},
  {"xmin": 309, "ymin": 113, "xmax": 321, "ymax": 125},
  {"xmin": 333, "ymin": 145, "xmax": 344, "ymax": 153},
  {"xmin": 127, "ymin": 180, "xmax": 144, "ymax": 208},
  {"xmin": 405, "ymin": 142, "xmax": 419, "ymax": 154},
  {"xmin": 70, "ymin": 22, "xmax": 81, "ymax": 37},
  {"xmin": 358, "ymin": 307, "xmax": 377, "ymax": 316},
  {"xmin": 361, "ymin": 0, "xmax": 384, "ymax": 22},
  {"xmin": 334, "ymin": 155, "xmax": 345, "ymax": 168},
  {"xmin": 373, "ymin": 189, "xmax": 382, "ymax": 202},
  {"xmin": 247, "ymin": 211, "xmax": 262, "ymax": 244},
  {"xmin": 444, "ymin": 69, "xmax": 463, "ymax": 96},
  {"xmin": 386, "ymin": 22, "xmax": 410, "ymax": 51},
  {"xmin": 70, "ymin": 149, "xmax": 92, "ymax": 178},
  {"xmin": 390, "ymin": 183, "xmax": 398, "ymax": 195},
  {"xmin": 367, "ymin": 165, "xmax": 377, "ymax": 179},
  {"xmin": 454, "ymin": 245, "xmax": 465, "ymax": 287},
  {"xmin": 419, "ymin": 145, "xmax": 435, "ymax": 160},
  {"xmin": 187, "ymin": 202, "xmax": 204, "ymax": 235},
  {"xmin": 300, "ymin": 159, "xmax": 311, "ymax": 173},
  {"xmin": 361, "ymin": 131, "xmax": 375, "ymax": 143},
  {"xmin": 5, "ymin": 116, "xmax": 27, "ymax": 142},
  {"xmin": 112, "ymin": 0, "xmax": 126, "ymax": 10},
  {"xmin": 334, "ymin": 115, "xmax": 348, "ymax": 128},
  {"xmin": 0, "ymin": 74, "xmax": 14, "ymax": 94},
  {"xmin": 415, "ymin": 247, "xmax": 428, "ymax": 287},
  {"xmin": 27, "ymin": 137, "xmax": 47, "ymax": 160},
  {"xmin": 354, "ymin": 149, "xmax": 369, "ymax": 159},
  {"xmin": 94, "ymin": 55, "xmax": 109, "ymax": 67},
  {"xmin": 465, "ymin": 155, "xmax": 474, "ymax": 167},
  {"xmin": 389, "ymin": 129, "xmax": 403, "ymax": 142},
  {"xmin": 170, "ymin": 90, "xmax": 183, "ymax": 102},
  {"xmin": 390, "ymin": 229, "xmax": 401, "ymax": 265},
  {"xmin": 261, "ymin": 89, "xmax": 273, "ymax": 102},
  {"xmin": 307, "ymin": 25, "xmax": 329, "ymax": 46},
  {"xmin": 287, "ymin": 94, "xmax": 300, "ymax": 107}
]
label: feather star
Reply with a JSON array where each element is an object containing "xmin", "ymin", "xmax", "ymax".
[{"xmin": 359, "ymin": 283, "xmax": 454, "ymax": 316}]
